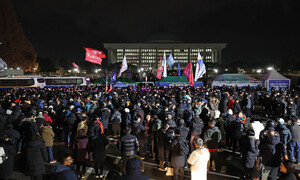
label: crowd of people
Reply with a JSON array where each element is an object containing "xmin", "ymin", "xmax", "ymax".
[{"xmin": 0, "ymin": 85, "xmax": 299, "ymax": 180}]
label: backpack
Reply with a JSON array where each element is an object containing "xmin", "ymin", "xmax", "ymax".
[
  {"xmin": 178, "ymin": 140, "xmax": 189, "ymax": 156},
  {"xmin": 0, "ymin": 146, "xmax": 8, "ymax": 164}
]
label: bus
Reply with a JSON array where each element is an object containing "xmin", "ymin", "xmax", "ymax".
[
  {"xmin": 0, "ymin": 76, "xmax": 46, "ymax": 88},
  {"xmin": 44, "ymin": 76, "xmax": 87, "ymax": 87}
]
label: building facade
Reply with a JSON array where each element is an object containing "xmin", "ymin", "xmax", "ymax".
[{"xmin": 103, "ymin": 42, "xmax": 226, "ymax": 71}]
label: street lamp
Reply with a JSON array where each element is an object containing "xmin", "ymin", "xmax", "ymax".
[
  {"xmin": 257, "ymin": 69, "xmax": 262, "ymax": 73},
  {"xmin": 213, "ymin": 69, "xmax": 218, "ymax": 73},
  {"xmin": 16, "ymin": 67, "xmax": 20, "ymax": 70},
  {"xmin": 267, "ymin": 67, "xmax": 273, "ymax": 71}
]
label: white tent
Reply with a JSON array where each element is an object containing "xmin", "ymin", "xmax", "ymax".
[{"xmin": 261, "ymin": 69, "xmax": 290, "ymax": 90}]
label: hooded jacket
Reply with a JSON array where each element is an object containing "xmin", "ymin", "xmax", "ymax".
[
  {"xmin": 120, "ymin": 158, "xmax": 148, "ymax": 180},
  {"xmin": 51, "ymin": 164, "xmax": 78, "ymax": 180}
]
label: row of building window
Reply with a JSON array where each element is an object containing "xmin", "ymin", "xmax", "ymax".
[{"xmin": 117, "ymin": 48, "xmax": 212, "ymax": 53}]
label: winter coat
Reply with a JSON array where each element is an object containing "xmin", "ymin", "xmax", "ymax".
[
  {"xmin": 177, "ymin": 125, "xmax": 189, "ymax": 141},
  {"xmin": 2, "ymin": 128, "xmax": 21, "ymax": 146},
  {"xmin": 100, "ymin": 107, "xmax": 111, "ymax": 129},
  {"xmin": 287, "ymin": 103, "xmax": 297, "ymax": 117},
  {"xmin": 166, "ymin": 119, "xmax": 176, "ymax": 129},
  {"xmin": 183, "ymin": 109, "xmax": 194, "ymax": 124},
  {"xmin": 51, "ymin": 164, "xmax": 78, "ymax": 180},
  {"xmin": 258, "ymin": 135, "xmax": 285, "ymax": 167},
  {"xmin": 92, "ymin": 134, "xmax": 109, "ymax": 162},
  {"xmin": 66, "ymin": 112, "xmax": 77, "ymax": 125},
  {"xmin": 0, "ymin": 140, "xmax": 16, "ymax": 178},
  {"xmin": 240, "ymin": 135, "xmax": 258, "ymax": 168},
  {"xmin": 22, "ymin": 118, "xmax": 38, "ymax": 142},
  {"xmin": 275, "ymin": 124, "xmax": 292, "ymax": 146},
  {"xmin": 131, "ymin": 121, "xmax": 146, "ymax": 145},
  {"xmin": 230, "ymin": 120, "xmax": 244, "ymax": 139},
  {"xmin": 289, "ymin": 123, "xmax": 300, "ymax": 142},
  {"xmin": 203, "ymin": 126, "xmax": 221, "ymax": 150},
  {"xmin": 25, "ymin": 139, "xmax": 48, "ymax": 176},
  {"xmin": 117, "ymin": 132, "xmax": 139, "ymax": 157},
  {"xmin": 223, "ymin": 114, "xmax": 235, "ymax": 130},
  {"xmin": 0, "ymin": 115, "xmax": 8, "ymax": 133},
  {"xmin": 40, "ymin": 126, "xmax": 55, "ymax": 147},
  {"xmin": 233, "ymin": 102, "xmax": 242, "ymax": 114},
  {"xmin": 120, "ymin": 158, "xmax": 149, "ymax": 180},
  {"xmin": 157, "ymin": 128, "xmax": 167, "ymax": 161},
  {"xmin": 170, "ymin": 136, "xmax": 186, "ymax": 168},
  {"xmin": 190, "ymin": 117, "xmax": 204, "ymax": 136},
  {"xmin": 73, "ymin": 136, "xmax": 89, "ymax": 163}
]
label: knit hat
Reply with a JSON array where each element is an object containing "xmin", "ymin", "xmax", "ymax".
[
  {"xmin": 278, "ymin": 118, "xmax": 285, "ymax": 125},
  {"xmin": 37, "ymin": 112, "xmax": 44, "ymax": 119},
  {"xmin": 6, "ymin": 109, "xmax": 12, "ymax": 115},
  {"xmin": 227, "ymin": 109, "xmax": 233, "ymax": 115}
]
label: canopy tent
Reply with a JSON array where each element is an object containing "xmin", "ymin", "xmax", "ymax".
[
  {"xmin": 155, "ymin": 76, "xmax": 203, "ymax": 87},
  {"xmin": 212, "ymin": 74, "xmax": 262, "ymax": 87},
  {"xmin": 261, "ymin": 69, "xmax": 290, "ymax": 90},
  {"xmin": 113, "ymin": 81, "xmax": 128, "ymax": 88}
]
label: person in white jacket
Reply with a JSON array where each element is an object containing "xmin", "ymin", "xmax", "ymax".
[
  {"xmin": 248, "ymin": 115, "xmax": 265, "ymax": 146},
  {"xmin": 187, "ymin": 138, "xmax": 210, "ymax": 180}
]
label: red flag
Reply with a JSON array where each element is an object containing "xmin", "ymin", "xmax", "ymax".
[
  {"xmin": 72, "ymin": 62, "xmax": 79, "ymax": 69},
  {"xmin": 184, "ymin": 62, "xmax": 194, "ymax": 86},
  {"xmin": 84, "ymin": 48, "xmax": 106, "ymax": 65},
  {"xmin": 156, "ymin": 57, "xmax": 163, "ymax": 79},
  {"xmin": 108, "ymin": 84, "xmax": 113, "ymax": 92}
]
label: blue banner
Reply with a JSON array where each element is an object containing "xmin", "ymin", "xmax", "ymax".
[
  {"xmin": 268, "ymin": 80, "xmax": 290, "ymax": 90},
  {"xmin": 156, "ymin": 82, "xmax": 203, "ymax": 87}
]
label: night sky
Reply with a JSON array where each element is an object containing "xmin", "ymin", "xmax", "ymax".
[{"xmin": 11, "ymin": 0, "xmax": 300, "ymax": 66}]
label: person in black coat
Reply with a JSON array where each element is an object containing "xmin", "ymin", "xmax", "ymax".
[
  {"xmin": 2, "ymin": 123, "xmax": 21, "ymax": 153},
  {"xmin": 92, "ymin": 133, "xmax": 109, "ymax": 178},
  {"xmin": 189, "ymin": 115, "xmax": 204, "ymax": 151},
  {"xmin": 25, "ymin": 133, "xmax": 48, "ymax": 180},
  {"xmin": 233, "ymin": 99, "xmax": 242, "ymax": 115},
  {"xmin": 258, "ymin": 130, "xmax": 285, "ymax": 180},
  {"xmin": 230, "ymin": 117, "xmax": 244, "ymax": 154},
  {"xmin": 177, "ymin": 119, "xmax": 189, "ymax": 142},
  {"xmin": 117, "ymin": 125, "xmax": 139, "ymax": 174},
  {"xmin": 170, "ymin": 129, "xmax": 186, "ymax": 180},
  {"xmin": 157, "ymin": 123, "xmax": 168, "ymax": 170},
  {"xmin": 120, "ymin": 158, "xmax": 149, "ymax": 180},
  {"xmin": 0, "ymin": 134, "xmax": 16, "ymax": 180},
  {"xmin": 131, "ymin": 115, "xmax": 146, "ymax": 158},
  {"xmin": 223, "ymin": 109, "xmax": 235, "ymax": 148},
  {"xmin": 240, "ymin": 129, "xmax": 258, "ymax": 176}
]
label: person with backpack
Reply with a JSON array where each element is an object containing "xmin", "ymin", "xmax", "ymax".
[
  {"xmin": 187, "ymin": 138, "xmax": 210, "ymax": 180},
  {"xmin": 0, "ymin": 134, "xmax": 16, "ymax": 180},
  {"xmin": 170, "ymin": 129, "xmax": 187, "ymax": 180}
]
